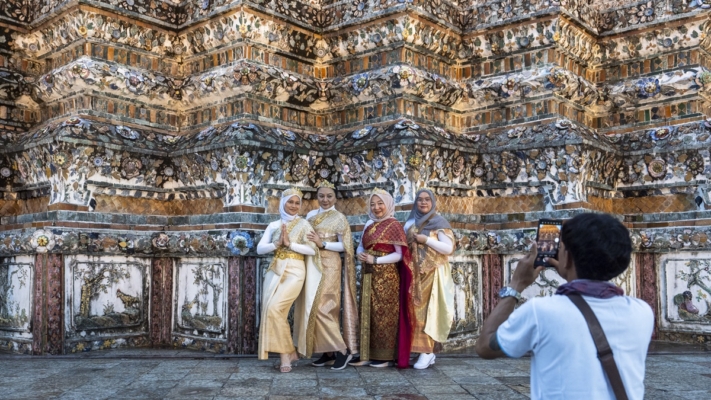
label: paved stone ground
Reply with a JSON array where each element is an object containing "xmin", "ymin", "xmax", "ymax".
[{"xmin": 0, "ymin": 350, "xmax": 709, "ymax": 399}]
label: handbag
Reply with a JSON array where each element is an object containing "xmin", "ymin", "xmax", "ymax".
[{"xmin": 566, "ymin": 293, "xmax": 629, "ymax": 400}]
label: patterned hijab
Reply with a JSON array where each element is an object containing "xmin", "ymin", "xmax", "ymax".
[
  {"xmin": 407, "ymin": 189, "xmax": 451, "ymax": 236},
  {"xmin": 280, "ymin": 193, "xmax": 302, "ymax": 222},
  {"xmin": 367, "ymin": 190, "xmax": 395, "ymax": 223}
]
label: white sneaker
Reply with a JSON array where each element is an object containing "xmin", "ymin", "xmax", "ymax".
[{"xmin": 413, "ymin": 353, "xmax": 436, "ymax": 369}]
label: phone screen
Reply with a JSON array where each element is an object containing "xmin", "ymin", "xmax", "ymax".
[{"xmin": 535, "ymin": 219, "xmax": 563, "ymax": 266}]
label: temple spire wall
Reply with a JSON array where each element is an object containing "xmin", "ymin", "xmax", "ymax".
[{"xmin": 1, "ymin": 1, "xmax": 711, "ymax": 354}]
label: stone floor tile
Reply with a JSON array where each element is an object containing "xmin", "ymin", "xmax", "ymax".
[
  {"xmin": 405, "ymin": 376, "xmax": 457, "ymax": 386},
  {"xmin": 183, "ymin": 372, "xmax": 232, "ymax": 381},
  {"xmin": 363, "ymin": 384, "xmax": 421, "ymax": 396},
  {"xmin": 319, "ymin": 377, "xmax": 366, "ymax": 386},
  {"xmin": 270, "ymin": 378, "xmax": 319, "ymax": 388},
  {"xmin": 176, "ymin": 377, "xmax": 226, "ymax": 386},
  {"xmin": 315, "ymin": 367, "xmax": 361, "ymax": 374},
  {"xmin": 55, "ymin": 388, "xmax": 121, "ymax": 400},
  {"xmin": 0, "ymin": 388, "xmax": 66, "ymax": 400},
  {"xmin": 164, "ymin": 385, "xmax": 222, "ymax": 399},
  {"xmin": 373, "ymin": 395, "xmax": 428, "ymax": 400},
  {"xmin": 430, "ymin": 358, "xmax": 471, "ymax": 365},
  {"xmin": 470, "ymin": 393, "xmax": 529, "ymax": 400},
  {"xmin": 320, "ymin": 385, "xmax": 368, "ymax": 396},
  {"xmin": 226, "ymin": 375, "xmax": 273, "ymax": 385},
  {"xmin": 142, "ymin": 373, "xmax": 193, "ymax": 381},
  {"xmin": 116, "ymin": 387, "xmax": 172, "ymax": 400},
  {"xmin": 415, "ymin": 384, "xmax": 469, "ymax": 394},
  {"xmin": 320, "ymin": 397, "xmax": 375, "ymax": 400},
  {"xmin": 269, "ymin": 383, "xmax": 321, "ymax": 396},
  {"xmin": 214, "ymin": 397, "xmax": 268, "ymax": 400},
  {"xmin": 219, "ymin": 384, "xmax": 270, "ymax": 396},
  {"xmin": 451, "ymin": 375, "xmax": 504, "ymax": 385},
  {"xmin": 462, "ymin": 384, "xmax": 521, "ymax": 394},
  {"xmin": 644, "ymin": 389, "xmax": 709, "ymax": 400},
  {"xmin": 123, "ymin": 380, "xmax": 181, "ymax": 390},
  {"xmin": 1, "ymin": 351, "xmax": 710, "ymax": 399}
]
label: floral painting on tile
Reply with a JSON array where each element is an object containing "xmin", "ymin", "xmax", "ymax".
[
  {"xmin": 0, "ymin": 257, "xmax": 33, "ymax": 334},
  {"xmin": 661, "ymin": 253, "xmax": 711, "ymax": 333},
  {"xmin": 66, "ymin": 256, "xmax": 149, "ymax": 332},
  {"xmin": 174, "ymin": 259, "xmax": 228, "ymax": 338}
]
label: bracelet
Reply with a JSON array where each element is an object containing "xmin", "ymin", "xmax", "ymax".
[{"xmin": 320, "ymin": 242, "xmax": 326, "ymax": 250}]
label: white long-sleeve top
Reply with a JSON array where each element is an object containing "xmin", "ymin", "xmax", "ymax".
[
  {"xmin": 356, "ymin": 220, "xmax": 403, "ymax": 264},
  {"xmin": 257, "ymin": 219, "xmax": 316, "ymax": 255},
  {"xmin": 403, "ymin": 218, "xmax": 453, "ymax": 255},
  {"xmin": 305, "ymin": 206, "xmax": 345, "ymax": 253}
]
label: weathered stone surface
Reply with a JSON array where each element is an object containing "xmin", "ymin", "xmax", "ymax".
[{"xmin": 0, "ymin": 350, "xmax": 709, "ymax": 398}]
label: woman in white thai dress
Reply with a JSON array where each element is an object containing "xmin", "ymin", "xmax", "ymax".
[{"xmin": 257, "ymin": 188, "xmax": 321, "ymax": 373}]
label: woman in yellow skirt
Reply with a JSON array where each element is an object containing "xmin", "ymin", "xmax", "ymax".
[
  {"xmin": 257, "ymin": 187, "xmax": 321, "ymax": 373},
  {"xmin": 404, "ymin": 188, "xmax": 455, "ymax": 369},
  {"xmin": 304, "ymin": 181, "xmax": 359, "ymax": 370}
]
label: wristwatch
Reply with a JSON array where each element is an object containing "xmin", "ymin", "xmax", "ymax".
[{"xmin": 498, "ymin": 286, "xmax": 522, "ymax": 303}]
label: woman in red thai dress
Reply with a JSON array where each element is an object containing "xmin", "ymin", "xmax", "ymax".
[{"xmin": 350, "ymin": 188, "xmax": 412, "ymax": 368}]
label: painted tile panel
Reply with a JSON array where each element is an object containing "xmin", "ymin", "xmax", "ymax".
[
  {"xmin": 661, "ymin": 253, "xmax": 711, "ymax": 333},
  {"xmin": 173, "ymin": 257, "xmax": 228, "ymax": 341},
  {"xmin": 64, "ymin": 255, "xmax": 149, "ymax": 335},
  {"xmin": 0, "ymin": 256, "xmax": 34, "ymax": 336}
]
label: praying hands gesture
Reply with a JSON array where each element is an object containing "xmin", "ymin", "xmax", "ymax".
[{"xmin": 278, "ymin": 224, "xmax": 291, "ymax": 248}]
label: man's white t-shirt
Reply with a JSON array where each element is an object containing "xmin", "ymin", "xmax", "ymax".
[{"xmin": 496, "ymin": 294, "xmax": 654, "ymax": 400}]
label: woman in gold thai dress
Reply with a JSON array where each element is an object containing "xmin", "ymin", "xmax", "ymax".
[
  {"xmin": 303, "ymin": 181, "xmax": 359, "ymax": 370},
  {"xmin": 352, "ymin": 188, "xmax": 411, "ymax": 368},
  {"xmin": 404, "ymin": 188, "xmax": 455, "ymax": 369},
  {"xmin": 257, "ymin": 188, "xmax": 321, "ymax": 373}
]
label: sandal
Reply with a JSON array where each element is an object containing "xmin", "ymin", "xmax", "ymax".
[
  {"xmin": 280, "ymin": 364, "xmax": 292, "ymax": 373},
  {"xmin": 273, "ymin": 355, "xmax": 299, "ymax": 370}
]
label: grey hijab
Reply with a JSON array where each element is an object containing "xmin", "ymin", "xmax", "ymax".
[{"xmin": 408, "ymin": 189, "xmax": 451, "ymax": 236}]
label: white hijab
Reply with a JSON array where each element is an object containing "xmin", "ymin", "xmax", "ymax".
[
  {"xmin": 280, "ymin": 194, "xmax": 302, "ymax": 222},
  {"xmin": 367, "ymin": 192, "xmax": 395, "ymax": 223}
]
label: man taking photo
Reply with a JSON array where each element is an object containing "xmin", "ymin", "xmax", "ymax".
[{"xmin": 475, "ymin": 213, "xmax": 654, "ymax": 400}]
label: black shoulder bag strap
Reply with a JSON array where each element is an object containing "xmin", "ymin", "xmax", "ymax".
[{"xmin": 567, "ymin": 293, "xmax": 629, "ymax": 400}]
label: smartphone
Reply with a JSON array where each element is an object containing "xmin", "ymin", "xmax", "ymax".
[{"xmin": 534, "ymin": 219, "xmax": 563, "ymax": 267}]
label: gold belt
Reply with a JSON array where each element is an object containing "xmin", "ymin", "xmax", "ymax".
[{"xmin": 274, "ymin": 247, "xmax": 305, "ymax": 261}]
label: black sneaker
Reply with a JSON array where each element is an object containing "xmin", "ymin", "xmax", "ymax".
[
  {"xmin": 348, "ymin": 355, "xmax": 370, "ymax": 366},
  {"xmin": 311, "ymin": 353, "xmax": 336, "ymax": 367},
  {"xmin": 330, "ymin": 350, "xmax": 353, "ymax": 370}
]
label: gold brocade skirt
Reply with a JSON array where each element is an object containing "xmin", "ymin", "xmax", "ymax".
[
  {"xmin": 312, "ymin": 250, "xmax": 347, "ymax": 353},
  {"xmin": 259, "ymin": 258, "xmax": 306, "ymax": 357},
  {"xmin": 411, "ymin": 267, "xmax": 437, "ymax": 353},
  {"xmin": 362, "ymin": 261, "xmax": 400, "ymax": 361}
]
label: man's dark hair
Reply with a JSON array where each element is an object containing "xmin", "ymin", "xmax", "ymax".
[{"xmin": 561, "ymin": 213, "xmax": 631, "ymax": 281}]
